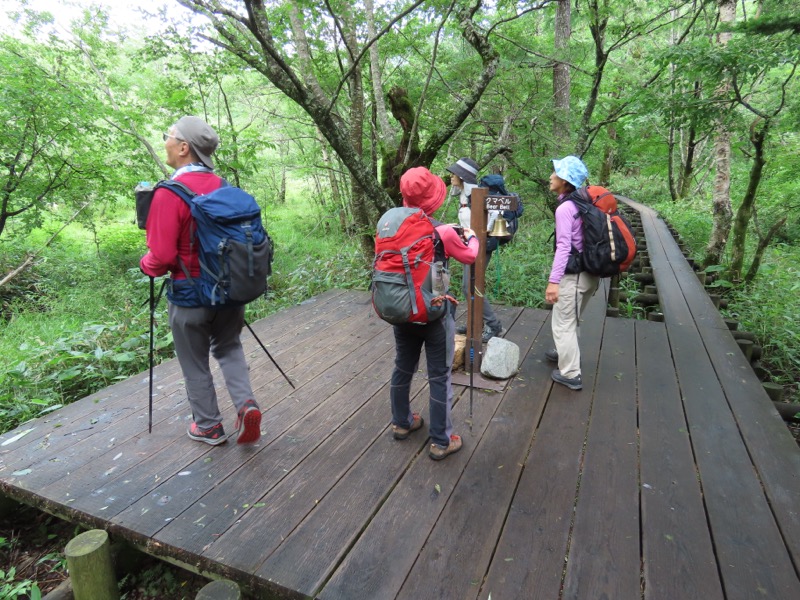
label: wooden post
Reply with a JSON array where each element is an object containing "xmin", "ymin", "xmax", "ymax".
[
  {"xmin": 65, "ymin": 530, "xmax": 119, "ymax": 600},
  {"xmin": 196, "ymin": 580, "xmax": 241, "ymax": 599},
  {"xmin": 736, "ymin": 338, "xmax": 754, "ymax": 361},
  {"xmin": 762, "ymin": 382, "xmax": 783, "ymax": 403},
  {"xmin": 466, "ymin": 187, "xmax": 488, "ymax": 373},
  {"xmin": 607, "ymin": 287, "xmax": 620, "ymax": 308}
]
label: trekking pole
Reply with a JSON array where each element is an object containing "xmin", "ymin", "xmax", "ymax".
[
  {"xmin": 468, "ymin": 264, "xmax": 475, "ymax": 433},
  {"xmin": 148, "ymin": 276, "xmax": 155, "ymax": 434},
  {"xmin": 244, "ymin": 320, "xmax": 296, "ymax": 389}
]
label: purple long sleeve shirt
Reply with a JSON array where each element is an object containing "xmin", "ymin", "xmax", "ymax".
[{"xmin": 548, "ymin": 194, "xmax": 583, "ymax": 284}]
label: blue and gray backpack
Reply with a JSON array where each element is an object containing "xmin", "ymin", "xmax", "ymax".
[{"xmin": 155, "ymin": 180, "xmax": 273, "ymax": 307}]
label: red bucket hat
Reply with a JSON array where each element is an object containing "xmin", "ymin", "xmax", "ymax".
[{"xmin": 400, "ymin": 167, "xmax": 447, "ymax": 215}]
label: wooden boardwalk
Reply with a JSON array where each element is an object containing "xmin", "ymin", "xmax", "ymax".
[{"xmin": 1, "ymin": 203, "xmax": 799, "ymax": 599}]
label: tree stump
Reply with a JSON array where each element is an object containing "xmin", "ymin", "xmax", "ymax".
[
  {"xmin": 196, "ymin": 580, "xmax": 241, "ymax": 600},
  {"xmin": 608, "ymin": 287, "xmax": 620, "ymax": 308},
  {"xmin": 606, "ymin": 307, "xmax": 620, "ymax": 318},
  {"xmin": 647, "ymin": 311, "xmax": 664, "ymax": 322},
  {"xmin": 696, "ymin": 271, "xmax": 707, "ymax": 285},
  {"xmin": 65, "ymin": 530, "xmax": 119, "ymax": 600},
  {"xmin": 708, "ymin": 294, "xmax": 721, "ymax": 308},
  {"xmin": 723, "ymin": 317, "xmax": 738, "ymax": 331}
]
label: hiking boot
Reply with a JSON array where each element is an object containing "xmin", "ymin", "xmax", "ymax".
[
  {"xmin": 482, "ymin": 325, "xmax": 506, "ymax": 343},
  {"xmin": 551, "ymin": 369, "xmax": 582, "ymax": 390},
  {"xmin": 429, "ymin": 434, "xmax": 463, "ymax": 461},
  {"xmin": 392, "ymin": 412, "xmax": 424, "ymax": 440},
  {"xmin": 187, "ymin": 422, "xmax": 227, "ymax": 446},
  {"xmin": 545, "ymin": 349, "xmax": 559, "ymax": 362},
  {"xmin": 234, "ymin": 399, "xmax": 262, "ymax": 444},
  {"xmin": 455, "ymin": 324, "xmax": 468, "ymax": 335}
]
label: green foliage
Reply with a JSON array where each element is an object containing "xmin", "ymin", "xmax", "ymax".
[{"xmin": 0, "ymin": 567, "xmax": 41, "ymax": 600}]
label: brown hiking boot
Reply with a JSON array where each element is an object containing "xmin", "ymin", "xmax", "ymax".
[
  {"xmin": 429, "ymin": 434, "xmax": 463, "ymax": 461},
  {"xmin": 392, "ymin": 413, "xmax": 424, "ymax": 440}
]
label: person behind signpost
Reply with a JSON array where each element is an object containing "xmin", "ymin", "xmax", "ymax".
[
  {"xmin": 545, "ymin": 155, "xmax": 599, "ymax": 391},
  {"xmin": 389, "ymin": 167, "xmax": 479, "ymax": 461},
  {"xmin": 446, "ymin": 157, "xmax": 506, "ymax": 343},
  {"xmin": 140, "ymin": 116, "xmax": 262, "ymax": 445}
]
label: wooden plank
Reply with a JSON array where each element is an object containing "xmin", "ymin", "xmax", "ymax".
[
  {"xmin": 3, "ymin": 293, "xmax": 375, "ymax": 500},
  {"xmin": 220, "ymin": 373, "xmax": 432, "ymax": 590},
  {"xmin": 562, "ymin": 316, "xmax": 639, "ymax": 600},
  {"xmin": 28, "ymin": 302, "xmax": 388, "ymax": 525},
  {"xmin": 110, "ymin": 313, "xmax": 393, "ymax": 541},
  {"xmin": 636, "ymin": 320, "xmax": 724, "ymax": 600},
  {"xmin": 668, "ymin": 321, "xmax": 800, "ymax": 598},
  {"xmin": 392, "ymin": 309, "xmax": 548, "ymax": 600},
  {"xmin": 647, "ymin": 217, "xmax": 726, "ymax": 329},
  {"xmin": 637, "ymin": 212, "xmax": 694, "ymax": 327},
  {"xmin": 246, "ymin": 308, "xmax": 541, "ymax": 596},
  {"xmin": 700, "ymin": 325, "xmax": 800, "ymax": 567},
  {"xmin": 476, "ymin": 285, "xmax": 607, "ymax": 600},
  {"xmin": 0, "ymin": 290, "xmax": 354, "ymax": 475},
  {"xmin": 317, "ymin": 370, "xmax": 513, "ymax": 599}
]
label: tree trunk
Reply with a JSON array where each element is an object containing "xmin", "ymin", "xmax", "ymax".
[
  {"xmin": 702, "ymin": 0, "xmax": 736, "ymax": 268},
  {"xmin": 744, "ymin": 215, "xmax": 787, "ymax": 285},
  {"xmin": 553, "ymin": 0, "xmax": 571, "ymax": 155},
  {"xmin": 365, "ymin": 0, "xmax": 394, "ymax": 142},
  {"xmin": 339, "ymin": 8, "xmax": 373, "ymax": 254},
  {"xmin": 678, "ymin": 120, "xmax": 699, "ymax": 199},
  {"xmin": 598, "ymin": 123, "xmax": 616, "ymax": 185},
  {"xmin": 730, "ymin": 119, "xmax": 768, "ymax": 279},
  {"xmin": 576, "ymin": 1, "xmax": 608, "ymax": 156}
]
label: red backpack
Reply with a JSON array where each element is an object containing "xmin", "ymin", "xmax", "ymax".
[
  {"xmin": 372, "ymin": 207, "xmax": 447, "ymax": 324},
  {"xmin": 568, "ymin": 186, "xmax": 637, "ymax": 277}
]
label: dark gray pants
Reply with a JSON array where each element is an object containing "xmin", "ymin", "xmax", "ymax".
[{"xmin": 390, "ymin": 312, "xmax": 455, "ymax": 448}]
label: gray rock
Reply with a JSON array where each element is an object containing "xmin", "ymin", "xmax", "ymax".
[{"xmin": 481, "ymin": 337, "xmax": 520, "ymax": 379}]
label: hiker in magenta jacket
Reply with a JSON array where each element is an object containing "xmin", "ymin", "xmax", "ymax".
[
  {"xmin": 390, "ymin": 166, "xmax": 479, "ymax": 461},
  {"xmin": 546, "ymin": 156, "xmax": 599, "ymax": 391},
  {"xmin": 140, "ymin": 116, "xmax": 261, "ymax": 446}
]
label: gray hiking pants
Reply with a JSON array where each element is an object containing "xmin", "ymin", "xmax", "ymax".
[{"xmin": 169, "ymin": 303, "xmax": 254, "ymax": 430}]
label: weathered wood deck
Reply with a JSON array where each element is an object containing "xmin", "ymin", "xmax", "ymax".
[{"xmin": 1, "ymin": 201, "xmax": 799, "ymax": 599}]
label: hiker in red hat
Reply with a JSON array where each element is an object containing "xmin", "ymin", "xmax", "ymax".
[{"xmin": 389, "ymin": 166, "xmax": 479, "ymax": 461}]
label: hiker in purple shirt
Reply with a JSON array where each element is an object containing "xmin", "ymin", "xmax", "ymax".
[{"xmin": 545, "ymin": 156, "xmax": 599, "ymax": 391}]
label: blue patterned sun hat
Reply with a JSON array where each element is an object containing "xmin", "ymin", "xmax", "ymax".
[{"xmin": 552, "ymin": 155, "xmax": 589, "ymax": 189}]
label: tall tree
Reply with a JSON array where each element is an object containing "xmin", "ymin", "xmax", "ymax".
[
  {"xmin": 552, "ymin": 0, "xmax": 571, "ymax": 154},
  {"xmin": 176, "ymin": 0, "xmax": 504, "ymax": 251},
  {"xmin": 703, "ymin": 0, "xmax": 736, "ymax": 268}
]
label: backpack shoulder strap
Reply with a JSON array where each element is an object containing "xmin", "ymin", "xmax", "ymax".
[{"xmin": 154, "ymin": 180, "xmax": 196, "ymax": 206}]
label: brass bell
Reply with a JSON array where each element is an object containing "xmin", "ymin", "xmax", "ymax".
[{"xmin": 489, "ymin": 216, "xmax": 511, "ymax": 238}]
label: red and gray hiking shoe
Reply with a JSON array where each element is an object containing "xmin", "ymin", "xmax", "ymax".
[
  {"xmin": 187, "ymin": 422, "xmax": 227, "ymax": 446},
  {"xmin": 235, "ymin": 399, "xmax": 262, "ymax": 444}
]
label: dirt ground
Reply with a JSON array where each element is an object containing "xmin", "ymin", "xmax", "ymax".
[{"xmin": 0, "ymin": 503, "xmax": 214, "ymax": 599}]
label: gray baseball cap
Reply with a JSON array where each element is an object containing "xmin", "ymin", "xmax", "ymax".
[{"xmin": 175, "ymin": 116, "xmax": 219, "ymax": 169}]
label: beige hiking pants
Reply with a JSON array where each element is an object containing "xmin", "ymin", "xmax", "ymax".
[{"xmin": 551, "ymin": 272, "xmax": 600, "ymax": 379}]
